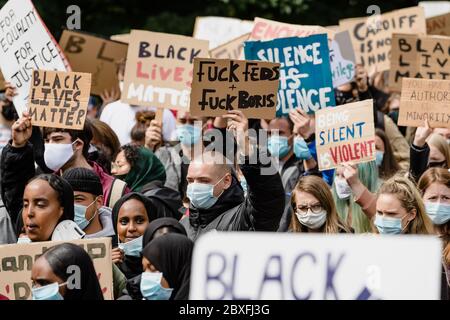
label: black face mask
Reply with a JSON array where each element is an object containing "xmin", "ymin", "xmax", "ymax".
[
  {"xmin": 1, "ymin": 102, "xmax": 18, "ymax": 121},
  {"xmin": 428, "ymin": 160, "xmax": 447, "ymax": 169}
]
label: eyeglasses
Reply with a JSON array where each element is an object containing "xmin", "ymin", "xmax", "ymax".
[{"xmin": 296, "ymin": 203, "xmax": 323, "ymax": 214}]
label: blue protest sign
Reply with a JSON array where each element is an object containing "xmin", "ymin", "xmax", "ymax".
[{"xmin": 244, "ymin": 34, "xmax": 335, "ymax": 117}]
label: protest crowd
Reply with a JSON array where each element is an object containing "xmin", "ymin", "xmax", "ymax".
[{"xmin": 0, "ymin": 0, "xmax": 449, "ymax": 301}]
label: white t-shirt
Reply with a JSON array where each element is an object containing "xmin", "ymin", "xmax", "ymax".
[{"xmin": 100, "ymin": 100, "xmax": 176, "ymax": 146}]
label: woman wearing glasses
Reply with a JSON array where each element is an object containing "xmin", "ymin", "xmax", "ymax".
[{"xmin": 289, "ymin": 175, "xmax": 352, "ymax": 234}]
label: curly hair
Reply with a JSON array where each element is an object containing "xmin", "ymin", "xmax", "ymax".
[{"xmin": 119, "ymin": 144, "xmax": 140, "ymax": 168}]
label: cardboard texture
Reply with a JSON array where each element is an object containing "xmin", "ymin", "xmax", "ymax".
[
  {"xmin": 28, "ymin": 70, "xmax": 91, "ymax": 129},
  {"xmin": 315, "ymin": 99, "xmax": 376, "ymax": 171},
  {"xmin": 189, "ymin": 58, "xmax": 280, "ymax": 119}
]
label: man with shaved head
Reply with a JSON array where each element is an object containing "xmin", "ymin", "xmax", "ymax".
[{"xmin": 181, "ymin": 110, "xmax": 285, "ymax": 241}]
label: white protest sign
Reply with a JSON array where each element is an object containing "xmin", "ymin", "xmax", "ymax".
[
  {"xmin": 190, "ymin": 232, "xmax": 442, "ymax": 300},
  {"xmin": 419, "ymin": 1, "xmax": 450, "ymax": 18},
  {"xmin": 0, "ymin": 0, "xmax": 68, "ymax": 115},
  {"xmin": 193, "ymin": 16, "xmax": 253, "ymax": 49},
  {"xmin": 330, "ymin": 31, "xmax": 356, "ymax": 88}
]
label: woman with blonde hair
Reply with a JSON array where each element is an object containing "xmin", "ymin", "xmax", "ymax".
[
  {"xmin": 417, "ymin": 168, "xmax": 450, "ymax": 299},
  {"xmin": 375, "ymin": 175, "xmax": 434, "ymax": 235},
  {"xmin": 289, "ymin": 175, "xmax": 351, "ymax": 234},
  {"xmin": 428, "ymin": 133, "xmax": 450, "ymax": 169}
]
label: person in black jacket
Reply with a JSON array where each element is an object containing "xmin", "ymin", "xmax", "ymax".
[{"xmin": 180, "ymin": 110, "xmax": 285, "ymax": 241}]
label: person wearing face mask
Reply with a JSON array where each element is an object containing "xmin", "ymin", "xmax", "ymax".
[
  {"xmin": 140, "ymin": 233, "xmax": 193, "ymax": 300},
  {"xmin": 88, "ymin": 119, "xmax": 121, "ymax": 174},
  {"xmin": 31, "ymin": 243, "xmax": 103, "ymax": 300},
  {"xmin": 289, "ymin": 175, "xmax": 351, "ymax": 233},
  {"xmin": 62, "ymin": 168, "xmax": 115, "ymax": 239},
  {"xmin": 111, "ymin": 193, "xmax": 172, "ymax": 279},
  {"xmin": 333, "ymin": 162, "xmax": 380, "ymax": 233},
  {"xmin": 99, "ymin": 59, "xmax": 176, "ymax": 146},
  {"xmin": 145, "ymin": 111, "xmax": 207, "ymax": 199},
  {"xmin": 1, "ymin": 113, "xmax": 130, "ymax": 226},
  {"xmin": 118, "ymin": 217, "xmax": 188, "ymax": 300},
  {"xmin": 375, "ymin": 129, "xmax": 400, "ymax": 181},
  {"xmin": 181, "ymin": 110, "xmax": 285, "ymax": 241},
  {"xmin": 411, "ymin": 121, "xmax": 450, "ymax": 182},
  {"xmin": 374, "ymin": 175, "xmax": 434, "ymax": 235},
  {"xmin": 418, "ymin": 168, "xmax": 450, "ymax": 299}
]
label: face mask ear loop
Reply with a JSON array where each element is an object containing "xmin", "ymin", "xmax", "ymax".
[
  {"xmin": 400, "ymin": 213, "xmax": 412, "ymax": 233},
  {"xmin": 85, "ymin": 196, "xmax": 100, "ymax": 227},
  {"xmin": 214, "ymin": 174, "xmax": 229, "ymax": 198}
]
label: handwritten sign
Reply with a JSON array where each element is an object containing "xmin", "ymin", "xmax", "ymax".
[
  {"xmin": 389, "ymin": 33, "xmax": 450, "ymax": 91},
  {"xmin": 189, "ymin": 58, "xmax": 280, "ymax": 119},
  {"xmin": 427, "ymin": 12, "xmax": 450, "ymax": 36},
  {"xmin": 59, "ymin": 30, "xmax": 128, "ymax": 96},
  {"xmin": 122, "ymin": 30, "xmax": 209, "ymax": 111},
  {"xmin": 0, "ymin": 238, "xmax": 113, "ymax": 300},
  {"xmin": 330, "ymin": 31, "xmax": 356, "ymax": 88},
  {"xmin": 28, "ymin": 70, "xmax": 91, "ymax": 129},
  {"xmin": 0, "ymin": 0, "xmax": 69, "ymax": 115},
  {"xmin": 193, "ymin": 16, "xmax": 253, "ymax": 49},
  {"xmin": 245, "ymin": 34, "xmax": 335, "ymax": 116},
  {"xmin": 339, "ymin": 6, "xmax": 426, "ymax": 71},
  {"xmin": 209, "ymin": 33, "xmax": 250, "ymax": 60},
  {"xmin": 249, "ymin": 17, "xmax": 334, "ymax": 41},
  {"xmin": 398, "ymin": 78, "xmax": 450, "ymax": 128},
  {"xmin": 190, "ymin": 232, "xmax": 442, "ymax": 299},
  {"xmin": 315, "ymin": 99, "xmax": 375, "ymax": 171}
]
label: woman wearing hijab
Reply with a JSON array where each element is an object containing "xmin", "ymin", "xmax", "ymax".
[
  {"xmin": 19, "ymin": 174, "xmax": 75, "ymax": 242},
  {"xmin": 111, "ymin": 144, "xmax": 166, "ymax": 192},
  {"xmin": 116, "ymin": 218, "xmax": 188, "ymax": 300},
  {"xmin": 141, "ymin": 233, "xmax": 193, "ymax": 300},
  {"xmin": 31, "ymin": 243, "xmax": 103, "ymax": 300}
]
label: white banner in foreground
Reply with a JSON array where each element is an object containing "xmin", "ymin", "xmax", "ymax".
[{"xmin": 190, "ymin": 232, "xmax": 442, "ymax": 300}]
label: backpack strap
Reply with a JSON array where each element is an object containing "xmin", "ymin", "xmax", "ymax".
[{"xmin": 107, "ymin": 179, "xmax": 127, "ymax": 208}]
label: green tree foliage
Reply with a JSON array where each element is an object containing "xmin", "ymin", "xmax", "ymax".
[{"xmin": 0, "ymin": 0, "xmax": 417, "ymax": 40}]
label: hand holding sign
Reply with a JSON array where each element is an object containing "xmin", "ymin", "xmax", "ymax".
[
  {"xmin": 145, "ymin": 119, "xmax": 163, "ymax": 151},
  {"xmin": 223, "ymin": 110, "xmax": 250, "ymax": 157},
  {"xmin": 12, "ymin": 111, "xmax": 32, "ymax": 148},
  {"xmin": 355, "ymin": 65, "xmax": 368, "ymax": 92},
  {"xmin": 4, "ymin": 82, "xmax": 17, "ymax": 102},
  {"xmin": 413, "ymin": 119, "xmax": 433, "ymax": 148}
]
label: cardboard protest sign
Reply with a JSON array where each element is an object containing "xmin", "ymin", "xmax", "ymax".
[
  {"xmin": 28, "ymin": 70, "xmax": 91, "ymax": 129},
  {"xmin": 427, "ymin": 12, "xmax": 450, "ymax": 36},
  {"xmin": 0, "ymin": 70, "xmax": 5, "ymax": 90},
  {"xmin": 419, "ymin": 1, "xmax": 450, "ymax": 18},
  {"xmin": 398, "ymin": 78, "xmax": 450, "ymax": 128},
  {"xmin": 0, "ymin": 237, "xmax": 113, "ymax": 300},
  {"xmin": 330, "ymin": 31, "xmax": 356, "ymax": 88},
  {"xmin": 190, "ymin": 232, "xmax": 442, "ymax": 300},
  {"xmin": 122, "ymin": 30, "xmax": 209, "ymax": 111},
  {"xmin": 389, "ymin": 33, "xmax": 450, "ymax": 91},
  {"xmin": 339, "ymin": 6, "xmax": 426, "ymax": 71},
  {"xmin": 209, "ymin": 33, "xmax": 250, "ymax": 60},
  {"xmin": 0, "ymin": 0, "xmax": 69, "ymax": 115},
  {"xmin": 59, "ymin": 30, "xmax": 128, "ymax": 96},
  {"xmin": 189, "ymin": 58, "xmax": 280, "ymax": 119},
  {"xmin": 249, "ymin": 17, "xmax": 334, "ymax": 41},
  {"xmin": 315, "ymin": 99, "xmax": 375, "ymax": 171},
  {"xmin": 244, "ymin": 34, "xmax": 335, "ymax": 116},
  {"xmin": 193, "ymin": 16, "xmax": 253, "ymax": 49}
]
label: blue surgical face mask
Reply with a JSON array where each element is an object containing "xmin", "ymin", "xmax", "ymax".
[
  {"xmin": 374, "ymin": 214, "xmax": 408, "ymax": 234},
  {"xmin": 375, "ymin": 151, "xmax": 384, "ymax": 167},
  {"xmin": 176, "ymin": 124, "xmax": 201, "ymax": 146},
  {"xmin": 187, "ymin": 175, "xmax": 226, "ymax": 209},
  {"xmin": 119, "ymin": 235, "xmax": 143, "ymax": 257},
  {"xmin": 74, "ymin": 198, "xmax": 98, "ymax": 230},
  {"xmin": 140, "ymin": 272, "xmax": 173, "ymax": 300},
  {"xmin": 268, "ymin": 135, "xmax": 290, "ymax": 158},
  {"xmin": 293, "ymin": 137, "xmax": 311, "ymax": 160},
  {"xmin": 32, "ymin": 282, "xmax": 66, "ymax": 300},
  {"xmin": 425, "ymin": 202, "xmax": 450, "ymax": 225}
]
